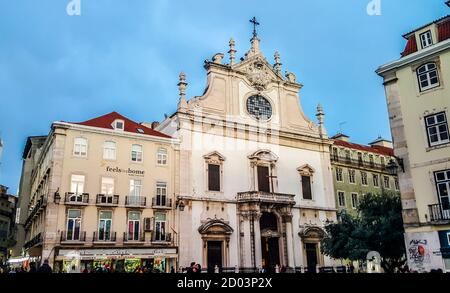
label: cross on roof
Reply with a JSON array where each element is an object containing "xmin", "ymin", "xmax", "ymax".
[{"xmin": 249, "ymin": 17, "xmax": 260, "ymax": 38}]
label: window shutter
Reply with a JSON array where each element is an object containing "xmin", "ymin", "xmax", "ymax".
[
  {"xmin": 208, "ymin": 164, "xmax": 220, "ymax": 191},
  {"xmin": 144, "ymin": 217, "xmax": 154, "ymax": 232}
]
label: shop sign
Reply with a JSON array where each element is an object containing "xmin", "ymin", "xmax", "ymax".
[
  {"xmin": 58, "ymin": 248, "xmax": 176, "ymax": 257},
  {"xmin": 106, "ymin": 166, "xmax": 145, "ymax": 177}
]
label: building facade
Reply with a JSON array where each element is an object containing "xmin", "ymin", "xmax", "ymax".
[
  {"xmin": 330, "ymin": 134, "xmax": 399, "ymax": 215},
  {"xmin": 0, "ymin": 185, "xmax": 17, "ymax": 265},
  {"xmin": 18, "ymin": 112, "xmax": 179, "ymax": 272},
  {"xmin": 376, "ymin": 8, "xmax": 450, "ymax": 272},
  {"xmin": 157, "ymin": 30, "xmax": 338, "ymax": 273}
]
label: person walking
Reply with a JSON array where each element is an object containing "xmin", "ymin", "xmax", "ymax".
[{"xmin": 37, "ymin": 259, "xmax": 52, "ymax": 273}]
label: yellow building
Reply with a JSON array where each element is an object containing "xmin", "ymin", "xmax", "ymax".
[
  {"xmin": 19, "ymin": 112, "xmax": 179, "ymax": 272},
  {"xmin": 376, "ymin": 8, "xmax": 450, "ymax": 272}
]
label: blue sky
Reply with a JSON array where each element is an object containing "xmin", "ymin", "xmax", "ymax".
[{"xmin": 0, "ymin": 0, "xmax": 448, "ymax": 193}]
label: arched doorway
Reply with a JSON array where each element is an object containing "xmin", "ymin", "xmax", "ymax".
[
  {"xmin": 198, "ymin": 219, "xmax": 233, "ymax": 273},
  {"xmin": 260, "ymin": 212, "xmax": 281, "ymax": 273}
]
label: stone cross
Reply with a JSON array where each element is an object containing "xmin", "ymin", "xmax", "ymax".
[{"xmin": 250, "ymin": 17, "xmax": 260, "ymax": 38}]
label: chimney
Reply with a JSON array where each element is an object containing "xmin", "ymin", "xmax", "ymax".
[
  {"xmin": 330, "ymin": 133, "xmax": 350, "ymax": 142},
  {"xmin": 369, "ymin": 136, "xmax": 393, "ymax": 148}
]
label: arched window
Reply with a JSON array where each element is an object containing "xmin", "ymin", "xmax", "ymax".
[
  {"xmin": 417, "ymin": 63, "xmax": 439, "ymax": 91},
  {"xmin": 157, "ymin": 148, "xmax": 168, "ymax": 165},
  {"xmin": 103, "ymin": 141, "xmax": 116, "ymax": 160},
  {"xmin": 73, "ymin": 137, "xmax": 88, "ymax": 157}
]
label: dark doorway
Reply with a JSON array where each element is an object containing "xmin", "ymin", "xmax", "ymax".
[
  {"xmin": 207, "ymin": 241, "xmax": 222, "ymax": 273},
  {"xmin": 305, "ymin": 243, "xmax": 318, "ymax": 273},
  {"xmin": 261, "ymin": 237, "xmax": 280, "ymax": 273},
  {"xmin": 258, "ymin": 166, "xmax": 270, "ymax": 192}
]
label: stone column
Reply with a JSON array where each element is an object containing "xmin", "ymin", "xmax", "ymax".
[
  {"xmin": 285, "ymin": 218, "xmax": 295, "ymax": 268},
  {"xmin": 253, "ymin": 212, "xmax": 262, "ymax": 269},
  {"xmin": 240, "ymin": 214, "xmax": 253, "ymax": 267}
]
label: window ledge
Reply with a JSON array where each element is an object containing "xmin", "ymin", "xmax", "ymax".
[
  {"xmin": 426, "ymin": 142, "xmax": 450, "ymax": 152},
  {"xmin": 417, "ymin": 85, "xmax": 443, "ymax": 96}
]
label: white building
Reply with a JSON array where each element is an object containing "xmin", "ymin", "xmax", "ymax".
[{"xmin": 157, "ymin": 26, "xmax": 338, "ymax": 272}]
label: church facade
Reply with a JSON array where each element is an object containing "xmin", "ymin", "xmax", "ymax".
[{"xmin": 157, "ymin": 28, "xmax": 338, "ymax": 272}]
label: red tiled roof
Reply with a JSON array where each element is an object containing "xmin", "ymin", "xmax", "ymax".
[
  {"xmin": 333, "ymin": 140, "xmax": 394, "ymax": 157},
  {"xmin": 401, "ymin": 16, "xmax": 450, "ymax": 57},
  {"xmin": 401, "ymin": 35, "xmax": 418, "ymax": 57},
  {"xmin": 438, "ymin": 19, "xmax": 450, "ymax": 42},
  {"xmin": 67, "ymin": 112, "xmax": 171, "ymax": 139}
]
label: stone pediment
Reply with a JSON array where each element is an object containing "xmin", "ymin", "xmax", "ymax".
[
  {"xmin": 234, "ymin": 56, "xmax": 283, "ymax": 91},
  {"xmin": 198, "ymin": 218, "xmax": 234, "ymax": 235}
]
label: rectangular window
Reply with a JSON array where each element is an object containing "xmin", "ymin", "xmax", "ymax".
[
  {"xmin": 70, "ymin": 175, "xmax": 85, "ymax": 203},
  {"xmin": 131, "ymin": 144, "xmax": 143, "ymax": 162},
  {"xmin": 154, "ymin": 213, "xmax": 167, "ymax": 241},
  {"xmin": 257, "ymin": 165, "xmax": 270, "ymax": 192},
  {"xmin": 369, "ymin": 155, "xmax": 374, "ymax": 167},
  {"xmin": 348, "ymin": 169, "xmax": 356, "ymax": 184},
  {"xmin": 103, "ymin": 141, "xmax": 116, "ymax": 160},
  {"xmin": 157, "ymin": 148, "xmax": 168, "ymax": 165},
  {"xmin": 357, "ymin": 153, "xmax": 363, "ymax": 165},
  {"xmin": 336, "ymin": 168, "xmax": 343, "ymax": 182},
  {"xmin": 373, "ymin": 174, "xmax": 379, "ymax": 187},
  {"xmin": 101, "ymin": 177, "xmax": 114, "ymax": 196},
  {"xmin": 98, "ymin": 211, "xmax": 112, "ymax": 241},
  {"xmin": 425, "ymin": 112, "xmax": 449, "ymax": 147},
  {"xmin": 332, "ymin": 148, "xmax": 338, "ymax": 161},
  {"xmin": 73, "ymin": 138, "xmax": 87, "ymax": 157},
  {"xmin": 384, "ymin": 176, "xmax": 390, "ymax": 189},
  {"xmin": 301, "ymin": 176, "xmax": 312, "ymax": 200},
  {"xmin": 338, "ymin": 192, "xmax": 345, "ymax": 207},
  {"xmin": 156, "ymin": 182, "xmax": 167, "ymax": 206},
  {"xmin": 420, "ymin": 30, "xmax": 433, "ymax": 48},
  {"xmin": 351, "ymin": 193, "xmax": 358, "ymax": 209},
  {"xmin": 127, "ymin": 211, "xmax": 141, "ymax": 241},
  {"xmin": 394, "ymin": 178, "xmax": 399, "ymax": 190},
  {"xmin": 208, "ymin": 164, "xmax": 221, "ymax": 191},
  {"xmin": 418, "ymin": 63, "xmax": 439, "ymax": 91},
  {"xmin": 129, "ymin": 179, "xmax": 142, "ymax": 198},
  {"xmin": 435, "ymin": 170, "xmax": 450, "ymax": 210},
  {"xmin": 380, "ymin": 157, "xmax": 385, "ymax": 167},
  {"xmin": 66, "ymin": 209, "xmax": 81, "ymax": 241},
  {"xmin": 361, "ymin": 172, "xmax": 368, "ymax": 186},
  {"xmin": 345, "ymin": 150, "xmax": 351, "ymax": 162}
]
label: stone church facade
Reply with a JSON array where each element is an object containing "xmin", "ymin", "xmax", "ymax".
[{"xmin": 157, "ymin": 29, "xmax": 338, "ymax": 272}]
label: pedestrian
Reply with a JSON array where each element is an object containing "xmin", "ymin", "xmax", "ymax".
[
  {"xmin": 170, "ymin": 266, "xmax": 175, "ymax": 273},
  {"xmin": 37, "ymin": 259, "xmax": 52, "ymax": 273},
  {"xmin": 187, "ymin": 262, "xmax": 196, "ymax": 274},
  {"xmin": 214, "ymin": 265, "xmax": 219, "ymax": 273},
  {"xmin": 196, "ymin": 263, "xmax": 202, "ymax": 273}
]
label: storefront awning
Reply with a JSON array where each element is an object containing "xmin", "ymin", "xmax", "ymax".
[{"xmin": 7, "ymin": 257, "xmax": 30, "ymax": 263}]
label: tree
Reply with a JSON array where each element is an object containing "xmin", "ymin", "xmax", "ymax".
[{"xmin": 321, "ymin": 191, "xmax": 406, "ymax": 273}]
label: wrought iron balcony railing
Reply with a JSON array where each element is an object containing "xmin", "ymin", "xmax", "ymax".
[
  {"xmin": 125, "ymin": 196, "xmax": 146, "ymax": 207},
  {"xmin": 123, "ymin": 232, "xmax": 145, "ymax": 242},
  {"xmin": 93, "ymin": 231, "xmax": 117, "ymax": 242},
  {"xmin": 96, "ymin": 194, "xmax": 119, "ymax": 206},
  {"xmin": 331, "ymin": 156, "xmax": 388, "ymax": 172},
  {"xmin": 151, "ymin": 197, "xmax": 172, "ymax": 209},
  {"xmin": 429, "ymin": 203, "xmax": 450, "ymax": 222},
  {"xmin": 151, "ymin": 232, "xmax": 171, "ymax": 243},
  {"xmin": 60, "ymin": 230, "xmax": 87, "ymax": 242},
  {"xmin": 64, "ymin": 192, "xmax": 89, "ymax": 205}
]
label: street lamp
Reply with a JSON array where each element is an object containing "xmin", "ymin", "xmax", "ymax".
[
  {"xmin": 386, "ymin": 157, "xmax": 404, "ymax": 175},
  {"xmin": 54, "ymin": 189, "xmax": 61, "ymax": 204},
  {"xmin": 176, "ymin": 197, "xmax": 185, "ymax": 211}
]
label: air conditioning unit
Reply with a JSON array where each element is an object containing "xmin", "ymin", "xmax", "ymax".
[{"xmin": 144, "ymin": 217, "xmax": 154, "ymax": 232}]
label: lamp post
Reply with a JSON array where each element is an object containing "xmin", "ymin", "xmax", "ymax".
[{"xmin": 386, "ymin": 157, "xmax": 405, "ymax": 175}]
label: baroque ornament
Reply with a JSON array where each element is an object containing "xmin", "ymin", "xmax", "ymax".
[{"xmin": 245, "ymin": 60, "xmax": 272, "ymax": 91}]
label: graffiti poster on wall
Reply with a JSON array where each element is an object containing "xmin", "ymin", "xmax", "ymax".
[{"xmin": 404, "ymin": 232, "xmax": 444, "ymax": 272}]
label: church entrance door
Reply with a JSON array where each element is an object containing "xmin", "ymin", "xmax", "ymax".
[{"xmin": 207, "ymin": 241, "xmax": 222, "ymax": 273}]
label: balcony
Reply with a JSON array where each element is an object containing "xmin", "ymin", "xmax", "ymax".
[
  {"xmin": 96, "ymin": 194, "xmax": 119, "ymax": 207},
  {"xmin": 331, "ymin": 156, "xmax": 388, "ymax": 172},
  {"xmin": 24, "ymin": 233, "xmax": 42, "ymax": 249},
  {"xmin": 125, "ymin": 196, "xmax": 146, "ymax": 207},
  {"xmin": 93, "ymin": 231, "xmax": 117, "ymax": 243},
  {"xmin": 151, "ymin": 232, "xmax": 172, "ymax": 244},
  {"xmin": 237, "ymin": 191, "xmax": 296, "ymax": 205},
  {"xmin": 428, "ymin": 204, "xmax": 450, "ymax": 222},
  {"xmin": 24, "ymin": 197, "xmax": 47, "ymax": 228},
  {"xmin": 151, "ymin": 197, "xmax": 172, "ymax": 209},
  {"xmin": 60, "ymin": 231, "xmax": 87, "ymax": 243},
  {"xmin": 65, "ymin": 192, "xmax": 89, "ymax": 205},
  {"xmin": 123, "ymin": 232, "xmax": 145, "ymax": 243}
]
